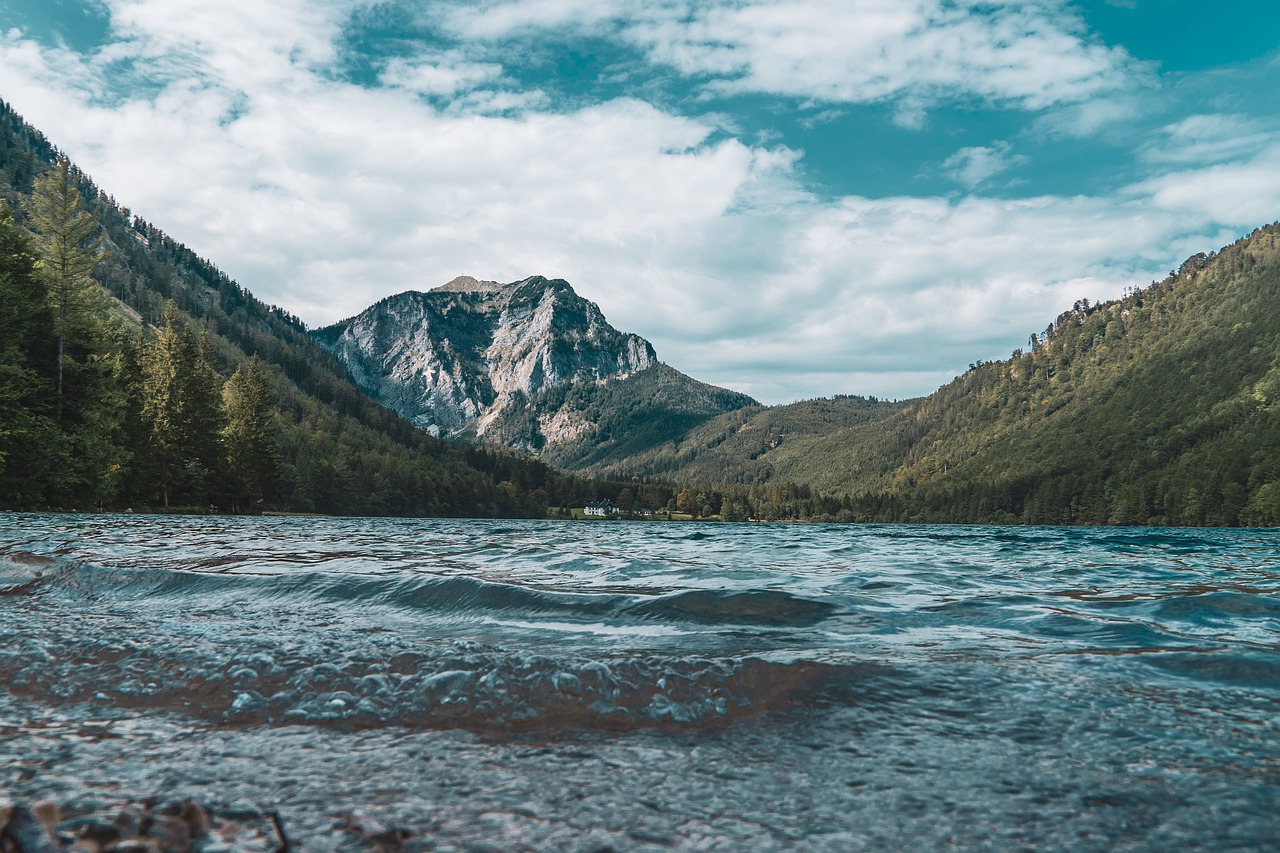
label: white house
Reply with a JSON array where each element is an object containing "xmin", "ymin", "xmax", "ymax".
[{"xmin": 584, "ymin": 499, "xmax": 620, "ymax": 517}]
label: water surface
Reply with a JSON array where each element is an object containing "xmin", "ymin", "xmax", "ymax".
[{"xmin": 1, "ymin": 514, "xmax": 1277, "ymax": 850}]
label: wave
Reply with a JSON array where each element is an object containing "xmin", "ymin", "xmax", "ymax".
[
  {"xmin": 1145, "ymin": 651, "xmax": 1280, "ymax": 688},
  {"xmin": 4, "ymin": 553, "xmax": 839, "ymax": 631},
  {"xmin": 0, "ymin": 552, "xmax": 55, "ymax": 596},
  {"xmin": 7, "ymin": 521, "xmax": 1277, "ymax": 742},
  {"xmin": 0, "ymin": 552, "xmax": 862, "ymax": 732},
  {"xmin": 622, "ymin": 589, "xmax": 836, "ymax": 627}
]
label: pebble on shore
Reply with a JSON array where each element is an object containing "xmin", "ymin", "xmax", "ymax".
[{"xmin": 0, "ymin": 800, "xmax": 289, "ymax": 853}]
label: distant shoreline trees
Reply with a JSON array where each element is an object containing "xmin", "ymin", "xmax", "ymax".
[{"xmin": 4, "ymin": 100, "xmax": 1279, "ymax": 526}]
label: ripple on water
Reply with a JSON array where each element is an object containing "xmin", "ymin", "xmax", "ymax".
[{"xmin": 1, "ymin": 515, "xmax": 1279, "ymax": 850}]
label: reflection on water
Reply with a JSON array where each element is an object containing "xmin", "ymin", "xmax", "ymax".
[{"xmin": 1, "ymin": 514, "xmax": 1278, "ymax": 850}]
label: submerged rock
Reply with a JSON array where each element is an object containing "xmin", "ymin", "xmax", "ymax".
[
  {"xmin": 1, "ymin": 804, "xmax": 59, "ymax": 853},
  {"xmin": 1, "ymin": 800, "xmax": 428, "ymax": 853},
  {"xmin": 1, "ymin": 801, "xmax": 289, "ymax": 853}
]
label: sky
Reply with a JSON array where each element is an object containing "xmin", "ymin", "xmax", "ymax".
[{"xmin": 1, "ymin": 1, "xmax": 1279, "ymax": 404}]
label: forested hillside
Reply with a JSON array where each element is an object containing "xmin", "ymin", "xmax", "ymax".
[
  {"xmin": 6, "ymin": 97, "xmax": 1279, "ymax": 526},
  {"xmin": 533, "ymin": 363, "xmax": 760, "ymax": 469},
  {"xmin": 568, "ymin": 392, "xmax": 906, "ymax": 483},
  {"xmin": 599, "ymin": 225, "xmax": 1280, "ymax": 525},
  {"xmin": 0, "ymin": 101, "xmax": 592, "ymax": 517},
  {"xmin": 865, "ymin": 228, "xmax": 1280, "ymax": 525}
]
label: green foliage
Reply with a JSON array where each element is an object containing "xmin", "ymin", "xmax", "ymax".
[
  {"xmin": 536, "ymin": 363, "xmax": 759, "ymax": 469},
  {"xmin": 222, "ymin": 355, "xmax": 281, "ymax": 511},
  {"xmin": 0, "ymin": 201, "xmax": 60, "ymax": 502},
  {"xmin": 24, "ymin": 155, "xmax": 110, "ymax": 415},
  {"xmin": 557, "ymin": 392, "xmax": 905, "ymax": 488},
  {"xmin": 0, "ymin": 100, "xmax": 602, "ymax": 517},
  {"xmin": 596, "ymin": 225, "xmax": 1280, "ymax": 526},
  {"xmin": 140, "ymin": 304, "xmax": 226, "ymax": 507},
  {"xmin": 865, "ymin": 226, "xmax": 1280, "ymax": 526}
]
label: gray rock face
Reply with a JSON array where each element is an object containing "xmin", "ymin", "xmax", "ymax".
[{"xmin": 312, "ymin": 276, "xmax": 657, "ymax": 442}]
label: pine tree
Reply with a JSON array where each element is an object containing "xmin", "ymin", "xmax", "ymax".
[
  {"xmin": 221, "ymin": 355, "xmax": 281, "ymax": 512},
  {"xmin": 0, "ymin": 202, "xmax": 62, "ymax": 507},
  {"xmin": 17, "ymin": 159, "xmax": 130, "ymax": 507},
  {"xmin": 23, "ymin": 156, "xmax": 109, "ymax": 418},
  {"xmin": 140, "ymin": 303, "xmax": 225, "ymax": 508},
  {"xmin": 99, "ymin": 322, "xmax": 149, "ymax": 508}
]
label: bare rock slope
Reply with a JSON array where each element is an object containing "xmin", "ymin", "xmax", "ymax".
[{"xmin": 312, "ymin": 276, "xmax": 753, "ymax": 457}]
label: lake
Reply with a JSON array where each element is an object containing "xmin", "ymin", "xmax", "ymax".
[{"xmin": 1, "ymin": 514, "xmax": 1278, "ymax": 850}]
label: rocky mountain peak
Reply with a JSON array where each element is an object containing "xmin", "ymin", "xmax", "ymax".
[
  {"xmin": 311, "ymin": 275, "xmax": 658, "ymax": 442},
  {"xmin": 433, "ymin": 275, "xmax": 504, "ymax": 294}
]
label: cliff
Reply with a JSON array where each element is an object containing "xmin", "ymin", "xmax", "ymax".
[{"xmin": 312, "ymin": 275, "xmax": 753, "ymax": 453}]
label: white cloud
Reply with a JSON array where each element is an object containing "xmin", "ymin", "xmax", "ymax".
[
  {"xmin": 1033, "ymin": 93, "xmax": 1154, "ymax": 138},
  {"xmin": 1134, "ymin": 142, "xmax": 1280, "ymax": 226},
  {"xmin": 943, "ymin": 141, "xmax": 1027, "ymax": 188},
  {"xmin": 380, "ymin": 53, "xmax": 505, "ymax": 98},
  {"xmin": 634, "ymin": 192, "xmax": 1214, "ymax": 402},
  {"xmin": 1141, "ymin": 114, "xmax": 1276, "ymax": 165},
  {"xmin": 0, "ymin": 0, "xmax": 1275, "ymax": 406},
  {"xmin": 436, "ymin": 0, "xmax": 626, "ymax": 40},
  {"xmin": 0, "ymin": 14, "xmax": 770, "ymax": 324},
  {"xmin": 436, "ymin": 0, "xmax": 1149, "ymax": 111},
  {"xmin": 102, "ymin": 0, "xmax": 346, "ymax": 87}
]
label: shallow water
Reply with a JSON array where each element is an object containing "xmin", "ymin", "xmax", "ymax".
[{"xmin": 1, "ymin": 514, "xmax": 1278, "ymax": 850}]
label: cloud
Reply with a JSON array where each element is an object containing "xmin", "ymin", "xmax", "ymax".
[
  {"xmin": 434, "ymin": 0, "xmax": 626, "ymax": 41},
  {"xmin": 379, "ymin": 53, "xmax": 505, "ymax": 98},
  {"xmin": 942, "ymin": 141, "xmax": 1027, "ymax": 188},
  {"xmin": 94, "ymin": 0, "xmax": 347, "ymax": 98},
  {"xmin": 1134, "ymin": 142, "xmax": 1280, "ymax": 226},
  {"xmin": 0, "ymin": 12, "xmax": 774, "ymax": 321},
  {"xmin": 434, "ymin": 0, "xmax": 1149, "ymax": 112},
  {"xmin": 1140, "ymin": 114, "xmax": 1276, "ymax": 165},
  {"xmin": 636, "ymin": 192, "xmax": 1220, "ymax": 402},
  {"xmin": 1032, "ymin": 93, "xmax": 1155, "ymax": 139},
  {"xmin": 0, "ymin": 0, "xmax": 1275, "ymax": 406}
]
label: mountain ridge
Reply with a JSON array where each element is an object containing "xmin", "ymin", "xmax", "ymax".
[
  {"xmin": 5, "ymin": 96, "xmax": 1280, "ymax": 525},
  {"xmin": 312, "ymin": 274, "xmax": 756, "ymax": 453},
  {"xmin": 0, "ymin": 99, "xmax": 614, "ymax": 517},
  {"xmin": 585, "ymin": 224, "xmax": 1280, "ymax": 525}
]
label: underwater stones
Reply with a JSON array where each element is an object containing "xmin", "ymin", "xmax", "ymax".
[
  {"xmin": 0, "ymin": 801, "xmax": 287, "ymax": 853},
  {"xmin": 1, "ymin": 804, "xmax": 60, "ymax": 853},
  {"xmin": 57, "ymin": 816, "xmax": 121, "ymax": 849},
  {"xmin": 223, "ymin": 666, "xmax": 258, "ymax": 684},
  {"xmin": 3, "ymin": 799, "xmax": 443, "ymax": 851}
]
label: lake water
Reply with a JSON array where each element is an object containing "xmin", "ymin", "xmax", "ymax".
[{"xmin": 1, "ymin": 514, "xmax": 1278, "ymax": 851}]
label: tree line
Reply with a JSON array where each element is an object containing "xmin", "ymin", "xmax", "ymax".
[
  {"xmin": 0, "ymin": 159, "xmax": 280, "ymax": 512},
  {"xmin": 0, "ymin": 143, "xmax": 753, "ymax": 520},
  {"xmin": 6, "ymin": 96, "xmax": 1278, "ymax": 527}
]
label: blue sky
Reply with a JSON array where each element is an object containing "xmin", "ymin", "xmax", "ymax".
[{"xmin": 2, "ymin": 0, "xmax": 1278, "ymax": 403}]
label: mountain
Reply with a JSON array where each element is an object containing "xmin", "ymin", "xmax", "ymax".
[
  {"xmin": 0, "ymin": 100, "xmax": 616, "ymax": 518},
  {"xmin": 7, "ymin": 97, "xmax": 1280, "ymax": 526},
  {"xmin": 575, "ymin": 393, "xmax": 909, "ymax": 483},
  {"xmin": 595, "ymin": 224, "xmax": 1280, "ymax": 526},
  {"xmin": 859, "ymin": 226, "xmax": 1280, "ymax": 526},
  {"xmin": 312, "ymin": 275, "xmax": 756, "ymax": 455}
]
